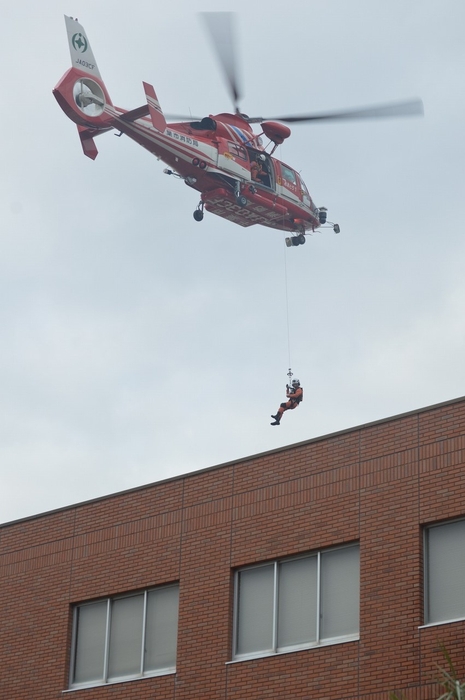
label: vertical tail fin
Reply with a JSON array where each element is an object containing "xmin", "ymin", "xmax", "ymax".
[{"xmin": 64, "ymin": 16, "xmax": 102, "ymax": 80}]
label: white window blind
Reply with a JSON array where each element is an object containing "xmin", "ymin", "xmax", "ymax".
[
  {"xmin": 73, "ymin": 600, "xmax": 107, "ymax": 684},
  {"xmin": 145, "ymin": 585, "xmax": 179, "ymax": 671},
  {"xmin": 278, "ymin": 555, "xmax": 318, "ymax": 648},
  {"xmin": 320, "ymin": 546, "xmax": 360, "ymax": 640},
  {"xmin": 108, "ymin": 594, "xmax": 144, "ymax": 680},
  {"xmin": 236, "ymin": 564, "xmax": 274, "ymax": 655},
  {"xmin": 426, "ymin": 519, "xmax": 465, "ymax": 624}
]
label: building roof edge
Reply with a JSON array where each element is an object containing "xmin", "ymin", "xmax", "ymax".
[{"xmin": 2, "ymin": 394, "xmax": 464, "ymax": 528}]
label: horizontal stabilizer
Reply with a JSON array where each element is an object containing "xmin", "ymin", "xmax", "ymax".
[
  {"xmin": 143, "ymin": 82, "xmax": 167, "ymax": 132},
  {"xmin": 119, "ymin": 105, "xmax": 150, "ymax": 122}
]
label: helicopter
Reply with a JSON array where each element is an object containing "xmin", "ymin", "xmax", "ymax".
[{"xmin": 53, "ymin": 14, "xmax": 423, "ymax": 247}]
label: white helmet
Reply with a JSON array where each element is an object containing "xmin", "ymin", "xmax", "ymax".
[{"xmin": 292, "ymin": 378, "xmax": 300, "ymax": 387}]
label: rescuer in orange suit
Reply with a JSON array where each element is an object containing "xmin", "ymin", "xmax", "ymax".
[
  {"xmin": 250, "ymin": 155, "xmax": 268, "ymax": 183},
  {"xmin": 271, "ymin": 378, "xmax": 303, "ymax": 425}
]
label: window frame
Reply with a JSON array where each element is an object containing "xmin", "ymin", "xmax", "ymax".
[
  {"xmin": 232, "ymin": 543, "xmax": 360, "ymax": 661},
  {"xmin": 281, "ymin": 163, "xmax": 297, "ymax": 185},
  {"xmin": 69, "ymin": 583, "xmax": 179, "ymax": 689},
  {"xmin": 228, "ymin": 142, "xmax": 247, "ymax": 161},
  {"xmin": 423, "ymin": 517, "xmax": 465, "ymax": 627}
]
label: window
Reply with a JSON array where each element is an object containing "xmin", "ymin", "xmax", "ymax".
[
  {"xmin": 300, "ymin": 177, "xmax": 310, "ymax": 197},
  {"xmin": 228, "ymin": 143, "xmax": 247, "ymax": 161},
  {"xmin": 425, "ymin": 518, "xmax": 465, "ymax": 625},
  {"xmin": 233, "ymin": 544, "xmax": 359, "ymax": 659},
  {"xmin": 281, "ymin": 164, "xmax": 297, "ymax": 184},
  {"xmin": 70, "ymin": 584, "xmax": 179, "ymax": 688}
]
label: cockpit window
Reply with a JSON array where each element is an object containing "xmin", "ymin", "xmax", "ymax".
[
  {"xmin": 228, "ymin": 143, "xmax": 247, "ymax": 161},
  {"xmin": 190, "ymin": 117, "xmax": 217, "ymax": 131},
  {"xmin": 281, "ymin": 165, "xmax": 297, "ymax": 184},
  {"xmin": 300, "ymin": 178, "xmax": 309, "ymax": 196}
]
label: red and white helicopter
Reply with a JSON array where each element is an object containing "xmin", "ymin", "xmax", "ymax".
[{"xmin": 54, "ymin": 14, "xmax": 422, "ymax": 247}]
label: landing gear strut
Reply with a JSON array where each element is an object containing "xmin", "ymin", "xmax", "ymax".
[{"xmin": 234, "ymin": 181, "xmax": 248, "ymax": 207}]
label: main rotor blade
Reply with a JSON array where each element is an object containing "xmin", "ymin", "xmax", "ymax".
[
  {"xmin": 250, "ymin": 99, "xmax": 424, "ymax": 124},
  {"xmin": 200, "ymin": 12, "xmax": 242, "ymax": 113}
]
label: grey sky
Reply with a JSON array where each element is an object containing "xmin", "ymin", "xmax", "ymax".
[{"xmin": 1, "ymin": 0, "xmax": 464, "ymax": 523}]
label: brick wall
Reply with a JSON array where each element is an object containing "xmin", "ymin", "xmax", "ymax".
[{"xmin": 1, "ymin": 397, "xmax": 464, "ymax": 700}]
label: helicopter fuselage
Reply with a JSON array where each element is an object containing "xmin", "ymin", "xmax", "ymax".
[
  {"xmin": 121, "ymin": 112, "xmax": 320, "ymax": 232},
  {"xmin": 54, "ymin": 64, "xmax": 321, "ymax": 235}
]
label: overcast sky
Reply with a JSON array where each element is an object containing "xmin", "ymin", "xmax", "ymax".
[{"xmin": 1, "ymin": 0, "xmax": 464, "ymax": 524}]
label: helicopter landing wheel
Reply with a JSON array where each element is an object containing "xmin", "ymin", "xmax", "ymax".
[
  {"xmin": 193, "ymin": 209, "xmax": 204, "ymax": 222},
  {"xmin": 236, "ymin": 194, "xmax": 248, "ymax": 208},
  {"xmin": 285, "ymin": 236, "xmax": 304, "ymax": 247}
]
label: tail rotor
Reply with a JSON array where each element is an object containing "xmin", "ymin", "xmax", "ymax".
[{"xmin": 72, "ymin": 78, "xmax": 105, "ymax": 117}]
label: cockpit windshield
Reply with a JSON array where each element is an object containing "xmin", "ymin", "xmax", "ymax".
[{"xmin": 281, "ymin": 164, "xmax": 297, "ymax": 185}]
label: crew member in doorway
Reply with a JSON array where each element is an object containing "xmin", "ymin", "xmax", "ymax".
[
  {"xmin": 271, "ymin": 378, "xmax": 303, "ymax": 425},
  {"xmin": 250, "ymin": 154, "xmax": 268, "ymax": 184}
]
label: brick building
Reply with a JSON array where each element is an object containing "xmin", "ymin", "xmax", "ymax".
[{"xmin": 1, "ymin": 396, "xmax": 464, "ymax": 700}]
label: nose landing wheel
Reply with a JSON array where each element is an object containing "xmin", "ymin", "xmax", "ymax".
[{"xmin": 285, "ymin": 234, "xmax": 306, "ymax": 247}]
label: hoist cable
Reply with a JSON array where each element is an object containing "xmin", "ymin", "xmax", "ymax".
[
  {"xmin": 283, "ymin": 240, "xmax": 292, "ymax": 372},
  {"xmin": 278, "ymin": 141, "xmax": 294, "ymax": 381}
]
